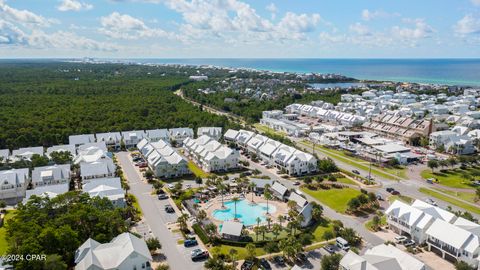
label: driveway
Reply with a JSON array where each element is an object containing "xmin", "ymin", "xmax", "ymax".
[{"xmin": 116, "ymin": 152, "xmax": 205, "ymax": 270}]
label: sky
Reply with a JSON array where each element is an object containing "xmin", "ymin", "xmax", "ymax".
[{"xmin": 1, "ymin": 0, "xmax": 480, "ymax": 58}]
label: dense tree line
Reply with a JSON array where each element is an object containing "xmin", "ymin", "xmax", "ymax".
[
  {"xmin": 5, "ymin": 191, "xmax": 130, "ymax": 269},
  {"xmin": 0, "ymin": 62, "xmax": 238, "ymax": 149}
]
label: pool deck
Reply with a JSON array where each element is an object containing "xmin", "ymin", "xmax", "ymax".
[{"xmin": 202, "ymin": 193, "xmax": 288, "ymax": 228}]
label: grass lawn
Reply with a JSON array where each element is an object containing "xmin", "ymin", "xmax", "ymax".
[
  {"xmin": 187, "ymin": 161, "xmax": 211, "ymax": 178},
  {"xmin": 419, "ymin": 188, "xmax": 480, "ymax": 215},
  {"xmin": 388, "ymin": 194, "xmax": 414, "ymax": 204},
  {"xmin": 128, "ymin": 194, "xmax": 143, "ymax": 216},
  {"xmin": 213, "ymin": 245, "xmax": 266, "ymax": 260},
  {"xmin": 420, "ymin": 169, "xmax": 478, "ymax": 190},
  {"xmin": 299, "ymin": 141, "xmax": 402, "ymax": 181},
  {"xmin": 365, "ymin": 215, "xmax": 387, "ymax": 231},
  {"xmin": 311, "ymin": 222, "xmax": 334, "ymax": 242},
  {"xmin": 335, "ymin": 177, "xmax": 359, "ymax": 186},
  {"xmin": 254, "ymin": 123, "xmax": 288, "ymax": 138},
  {"xmin": 433, "ymin": 187, "xmax": 477, "ymax": 203},
  {"xmin": 248, "ymin": 229, "xmax": 290, "ymax": 242},
  {"xmin": 0, "ymin": 210, "xmax": 16, "ymax": 255},
  {"xmin": 301, "ymin": 187, "xmax": 362, "ymax": 213}
]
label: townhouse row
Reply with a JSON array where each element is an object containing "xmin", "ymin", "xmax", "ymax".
[
  {"xmin": 224, "ymin": 129, "xmax": 317, "ymax": 176},
  {"xmin": 386, "ymin": 199, "xmax": 480, "ymax": 268},
  {"xmin": 137, "ymin": 139, "xmax": 190, "ymax": 179}
]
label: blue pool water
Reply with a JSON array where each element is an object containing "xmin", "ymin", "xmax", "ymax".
[{"xmin": 212, "ymin": 199, "xmax": 277, "ymax": 226}]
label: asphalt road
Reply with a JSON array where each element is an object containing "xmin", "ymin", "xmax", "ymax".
[{"xmin": 116, "ymin": 152, "xmax": 205, "ymax": 270}]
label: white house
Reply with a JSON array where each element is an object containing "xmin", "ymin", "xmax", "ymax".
[
  {"xmin": 138, "ymin": 139, "xmax": 190, "ymax": 179},
  {"xmin": 74, "ymin": 232, "xmax": 152, "ymax": 270},
  {"xmin": 46, "ymin": 144, "xmax": 76, "ymax": 159},
  {"xmin": 0, "ymin": 168, "xmax": 30, "ymax": 203},
  {"xmin": 32, "ymin": 164, "xmax": 71, "ymax": 187},
  {"xmin": 246, "ymin": 134, "xmax": 269, "ymax": 155},
  {"xmin": 258, "ymin": 140, "xmax": 282, "ymax": 163},
  {"xmin": 197, "ymin": 127, "xmax": 223, "ymax": 140},
  {"xmin": 224, "ymin": 129, "xmax": 240, "ymax": 143},
  {"xmin": 272, "ymin": 145, "xmax": 317, "ymax": 176},
  {"xmin": 122, "ymin": 130, "xmax": 146, "ymax": 149},
  {"xmin": 270, "ymin": 181, "xmax": 288, "ymax": 201},
  {"xmin": 83, "ymin": 177, "xmax": 125, "ymax": 207},
  {"xmin": 184, "ymin": 136, "xmax": 239, "ymax": 173},
  {"xmin": 168, "ymin": 128, "xmax": 194, "ymax": 145},
  {"xmin": 96, "ymin": 132, "xmax": 122, "ymax": 150},
  {"xmin": 145, "ymin": 129, "xmax": 169, "ymax": 142},
  {"xmin": 69, "ymin": 134, "xmax": 95, "ymax": 147},
  {"xmin": 340, "ymin": 244, "xmax": 426, "ymax": 270},
  {"xmin": 80, "ymin": 159, "xmax": 116, "ymax": 182},
  {"xmin": 0, "ymin": 149, "xmax": 10, "ymax": 163},
  {"xmin": 234, "ymin": 130, "xmax": 255, "ymax": 148},
  {"xmin": 23, "ymin": 183, "xmax": 69, "ymax": 204},
  {"xmin": 11, "ymin": 146, "xmax": 44, "ymax": 161}
]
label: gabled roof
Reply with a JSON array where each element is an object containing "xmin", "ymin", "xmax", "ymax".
[
  {"xmin": 288, "ymin": 192, "xmax": 307, "ymax": 208},
  {"xmin": 0, "ymin": 168, "xmax": 29, "ymax": 186},
  {"xmin": 80, "ymin": 159, "xmax": 115, "ymax": 178},
  {"xmin": 271, "ymin": 181, "xmax": 288, "ymax": 196},
  {"xmin": 426, "ymin": 219, "xmax": 478, "ymax": 251},
  {"xmin": 220, "ymin": 221, "xmax": 244, "ymax": 236},
  {"xmin": 385, "ymin": 200, "xmax": 425, "ymax": 227},
  {"xmin": 69, "ymin": 134, "xmax": 95, "ymax": 146},
  {"xmin": 145, "ymin": 129, "xmax": 169, "ymax": 140},
  {"xmin": 46, "ymin": 144, "xmax": 76, "ymax": 158},
  {"xmin": 83, "ymin": 177, "xmax": 124, "ymax": 201},
  {"xmin": 95, "ymin": 132, "xmax": 122, "ymax": 144},
  {"xmin": 23, "ymin": 183, "xmax": 69, "ymax": 204},
  {"xmin": 411, "ymin": 199, "xmax": 456, "ymax": 222},
  {"xmin": 32, "ymin": 164, "xmax": 71, "ymax": 184},
  {"xmin": 224, "ymin": 129, "xmax": 240, "ymax": 140}
]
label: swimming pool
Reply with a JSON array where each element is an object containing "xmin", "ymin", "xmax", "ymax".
[{"xmin": 212, "ymin": 199, "xmax": 277, "ymax": 226}]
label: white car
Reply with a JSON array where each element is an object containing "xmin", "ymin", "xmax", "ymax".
[
  {"xmin": 426, "ymin": 198, "xmax": 437, "ymax": 206},
  {"xmin": 394, "ymin": 236, "xmax": 407, "ymax": 244},
  {"xmin": 167, "ymin": 184, "xmax": 174, "ymax": 189}
]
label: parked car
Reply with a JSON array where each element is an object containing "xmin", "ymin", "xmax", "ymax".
[
  {"xmin": 184, "ymin": 239, "xmax": 198, "ymax": 247},
  {"xmin": 426, "ymin": 198, "xmax": 437, "ymax": 206},
  {"xmin": 404, "ymin": 239, "xmax": 416, "ymax": 247},
  {"xmin": 167, "ymin": 184, "xmax": 174, "ymax": 189},
  {"xmin": 391, "ymin": 190, "xmax": 400, "ymax": 195},
  {"xmin": 375, "ymin": 193, "xmax": 383, "ymax": 201},
  {"xmin": 191, "ymin": 249, "xmax": 208, "ymax": 261},
  {"xmin": 324, "ymin": 244, "xmax": 337, "ymax": 254},
  {"xmin": 352, "ymin": 170, "xmax": 360, "ymax": 175},
  {"xmin": 132, "ymin": 156, "xmax": 142, "ymax": 162},
  {"xmin": 137, "ymin": 162, "xmax": 148, "ymax": 168},
  {"xmin": 386, "ymin": 187, "xmax": 394, "ymax": 193},
  {"xmin": 295, "ymin": 252, "xmax": 308, "ymax": 265},
  {"xmin": 259, "ymin": 258, "xmax": 271, "ymax": 270},
  {"xmin": 272, "ymin": 255, "xmax": 285, "ymax": 266},
  {"xmin": 394, "ymin": 236, "xmax": 407, "ymax": 244},
  {"xmin": 241, "ymin": 260, "xmax": 255, "ymax": 270},
  {"xmin": 293, "ymin": 181, "xmax": 301, "ymax": 186},
  {"xmin": 157, "ymin": 193, "xmax": 168, "ymax": 200},
  {"xmin": 164, "ymin": 205, "xmax": 175, "ymax": 213}
]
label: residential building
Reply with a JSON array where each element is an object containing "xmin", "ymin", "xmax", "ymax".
[
  {"xmin": 246, "ymin": 134, "xmax": 269, "ymax": 155},
  {"xmin": 31, "ymin": 164, "xmax": 71, "ymax": 187},
  {"xmin": 270, "ymin": 181, "xmax": 288, "ymax": 201},
  {"xmin": 122, "ymin": 130, "xmax": 146, "ymax": 149},
  {"xmin": 74, "ymin": 232, "xmax": 152, "ymax": 270},
  {"xmin": 340, "ymin": 244, "xmax": 426, "ymax": 270},
  {"xmin": 0, "ymin": 168, "xmax": 30, "ymax": 203},
  {"xmin": 23, "ymin": 183, "xmax": 69, "ymax": 204},
  {"xmin": 11, "ymin": 146, "xmax": 44, "ymax": 161},
  {"xmin": 46, "ymin": 144, "xmax": 76, "ymax": 159},
  {"xmin": 0, "ymin": 149, "xmax": 9, "ymax": 163},
  {"xmin": 69, "ymin": 134, "xmax": 95, "ymax": 147},
  {"xmin": 137, "ymin": 139, "xmax": 190, "ymax": 179},
  {"xmin": 183, "ymin": 135, "xmax": 239, "ymax": 173},
  {"xmin": 168, "ymin": 128, "xmax": 194, "ymax": 145},
  {"xmin": 96, "ymin": 132, "xmax": 122, "ymax": 150},
  {"xmin": 80, "ymin": 159, "xmax": 116, "ymax": 182},
  {"xmin": 249, "ymin": 178, "xmax": 274, "ymax": 194},
  {"xmin": 430, "ymin": 130, "xmax": 476, "ymax": 154},
  {"xmin": 224, "ymin": 129, "xmax": 240, "ymax": 143},
  {"xmin": 197, "ymin": 127, "xmax": 222, "ymax": 140},
  {"xmin": 258, "ymin": 139, "xmax": 282, "ymax": 163},
  {"xmin": 83, "ymin": 177, "xmax": 125, "ymax": 207},
  {"xmin": 272, "ymin": 145, "xmax": 317, "ymax": 176},
  {"xmin": 145, "ymin": 129, "xmax": 169, "ymax": 142}
]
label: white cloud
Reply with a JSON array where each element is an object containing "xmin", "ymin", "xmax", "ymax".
[
  {"xmin": 266, "ymin": 3, "xmax": 277, "ymax": 20},
  {"xmin": 361, "ymin": 9, "xmax": 398, "ymax": 21},
  {"xmin": 0, "ymin": 19, "xmax": 27, "ymax": 45},
  {"xmin": 454, "ymin": 14, "xmax": 480, "ymax": 35},
  {"xmin": 99, "ymin": 12, "xmax": 176, "ymax": 40},
  {"xmin": 349, "ymin": 22, "xmax": 371, "ymax": 36},
  {"xmin": 278, "ymin": 12, "xmax": 321, "ymax": 33},
  {"xmin": 57, "ymin": 0, "xmax": 93, "ymax": 12},
  {"xmin": 471, "ymin": 0, "xmax": 480, "ymax": 6},
  {"xmin": 392, "ymin": 19, "xmax": 434, "ymax": 40},
  {"xmin": 0, "ymin": 0, "xmax": 54, "ymax": 27}
]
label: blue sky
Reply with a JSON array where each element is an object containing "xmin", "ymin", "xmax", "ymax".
[{"xmin": 1, "ymin": 0, "xmax": 480, "ymax": 58}]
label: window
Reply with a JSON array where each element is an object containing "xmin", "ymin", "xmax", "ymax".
[{"xmin": 142, "ymin": 263, "xmax": 145, "ymax": 269}]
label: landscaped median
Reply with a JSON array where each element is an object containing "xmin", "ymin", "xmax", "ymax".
[
  {"xmin": 419, "ymin": 187, "xmax": 480, "ymax": 215},
  {"xmin": 297, "ymin": 141, "xmax": 405, "ymax": 181}
]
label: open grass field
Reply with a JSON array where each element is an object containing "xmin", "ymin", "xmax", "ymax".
[
  {"xmin": 0, "ymin": 210, "xmax": 16, "ymax": 255},
  {"xmin": 187, "ymin": 161, "xmax": 211, "ymax": 178},
  {"xmin": 421, "ymin": 168, "xmax": 479, "ymax": 190},
  {"xmin": 301, "ymin": 187, "xmax": 362, "ymax": 213},
  {"xmin": 254, "ymin": 123, "xmax": 288, "ymax": 138},
  {"xmin": 433, "ymin": 187, "xmax": 477, "ymax": 203},
  {"xmin": 214, "ymin": 244, "xmax": 266, "ymax": 260},
  {"xmin": 419, "ymin": 188, "xmax": 480, "ymax": 215},
  {"xmin": 388, "ymin": 194, "xmax": 414, "ymax": 204},
  {"xmin": 335, "ymin": 177, "xmax": 359, "ymax": 186},
  {"xmin": 311, "ymin": 222, "xmax": 334, "ymax": 242}
]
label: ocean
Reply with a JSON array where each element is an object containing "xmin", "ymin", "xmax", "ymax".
[{"xmin": 129, "ymin": 58, "xmax": 480, "ymax": 86}]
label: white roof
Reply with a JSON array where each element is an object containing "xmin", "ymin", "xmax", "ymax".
[
  {"xmin": 271, "ymin": 181, "xmax": 288, "ymax": 196},
  {"xmin": 32, "ymin": 164, "xmax": 71, "ymax": 184},
  {"xmin": 453, "ymin": 217, "xmax": 480, "ymax": 236},
  {"xmin": 220, "ymin": 221, "xmax": 244, "ymax": 236},
  {"xmin": 364, "ymin": 244, "xmax": 425, "ymax": 270},
  {"xmin": 0, "ymin": 168, "xmax": 29, "ymax": 186},
  {"xmin": 145, "ymin": 129, "xmax": 169, "ymax": 140},
  {"xmin": 69, "ymin": 134, "xmax": 95, "ymax": 145},
  {"xmin": 46, "ymin": 144, "xmax": 76, "ymax": 158},
  {"xmin": 83, "ymin": 177, "xmax": 125, "ymax": 201},
  {"xmin": 95, "ymin": 132, "xmax": 122, "ymax": 143},
  {"xmin": 426, "ymin": 219, "xmax": 478, "ymax": 251},
  {"xmin": 224, "ymin": 129, "xmax": 239, "ymax": 140},
  {"xmin": 385, "ymin": 200, "xmax": 425, "ymax": 227},
  {"xmin": 75, "ymin": 232, "xmax": 152, "ymax": 270},
  {"xmin": 288, "ymin": 192, "xmax": 307, "ymax": 208},
  {"xmin": 12, "ymin": 146, "xmax": 44, "ymax": 159},
  {"xmin": 372, "ymin": 144, "xmax": 410, "ymax": 154},
  {"xmin": 259, "ymin": 139, "xmax": 282, "ymax": 156},
  {"xmin": 80, "ymin": 159, "xmax": 115, "ymax": 178},
  {"xmin": 0, "ymin": 149, "xmax": 9, "ymax": 161},
  {"xmin": 23, "ymin": 183, "xmax": 69, "ymax": 203},
  {"xmin": 78, "ymin": 142, "xmax": 108, "ymax": 153},
  {"xmin": 411, "ymin": 199, "xmax": 456, "ymax": 222}
]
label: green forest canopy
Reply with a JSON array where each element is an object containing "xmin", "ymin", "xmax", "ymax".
[{"xmin": 0, "ymin": 62, "xmax": 237, "ymax": 149}]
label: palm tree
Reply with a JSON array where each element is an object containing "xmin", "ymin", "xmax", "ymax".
[
  {"xmin": 231, "ymin": 196, "xmax": 240, "ymax": 220},
  {"xmin": 259, "ymin": 225, "xmax": 267, "ymax": 240},
  {"xmin": 218, "ymin": 183, "xmax": 226, "ymax": 208},
  {"xmin": 272, "ymin": 224, "xmax": 282, "ymax": 239},
  {"xmin": 256, "ymin": 217, "xmax": 261, "ymax": 228},
  {"xmin": 253, "ymin": 226, "xmax": 261, "ymax": 241},
  {"xmin": 177, "ymin": 213, "xmax": 189, "ymax": 232},
  {"xmin": 229, "ymin": 248, "xmax": 238, "ymax": 268},
  {"xmin": 248, "ymin": 182, "xmax": 256, "ymax": 203},
  {"xmin": 264, "ymin": 190, "xmax": 272, "ymax": 215},
  {"xmin": 197, "ymin": 210, "xmax": 207, "ymax": 222},
  {"xmin": 266, "ymin": 217, "xmax": 272, "ymax": 230},
  {"xmin": 277, "ymin": 215, "xmax": 285, "ymax": 227}
]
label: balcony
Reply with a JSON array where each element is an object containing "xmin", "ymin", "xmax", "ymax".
[{"xmin": 427, "ymin": 239, "xmax": 459, "ymax": 257}]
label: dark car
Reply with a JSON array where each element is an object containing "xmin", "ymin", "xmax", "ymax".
[
  {"xmin": 191, "ymin": 249, "xmax": 208, "ymax": 261},
  {"xmin": 272, "ymin": 255, "xmax": 285, "ymax": 266},
  {"xmin": 184, "ymin": 239, "xmax": 198, "ymax": 247},
  {"xmin": 158, "ymin": 193, "xmax": 168, "ymax": 200},
  {"xmin": 259, "ymin": 258, "xmax": 271, "ymax": 270},
  {"xmin": 293, "ymin": 181, "xmax": 301, "ymax": 186},
  {"xmin": 391, "ymin": 190, "xmax": 400, "ymax": 195},
  {"xmin": 241, "ymin": 260, "xmax": 255, "ymax": 270},
  {"xmin": 386, "ymin": 187, "xmax": 395, "ymax": 193},
  {"xmin": 295, "ymin": 253, "xmax": 308, "ymax": 265},
  {"xmin": 164, "ymin": 205, "xmax": 175, "ymax": 213},
  {"xmin": 352, "ymin": 170, "xmax": 360, "ymax": 175},
  {"xmin": 324, "ymin": 244, "xmax": 337, "ymax": 254}
]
